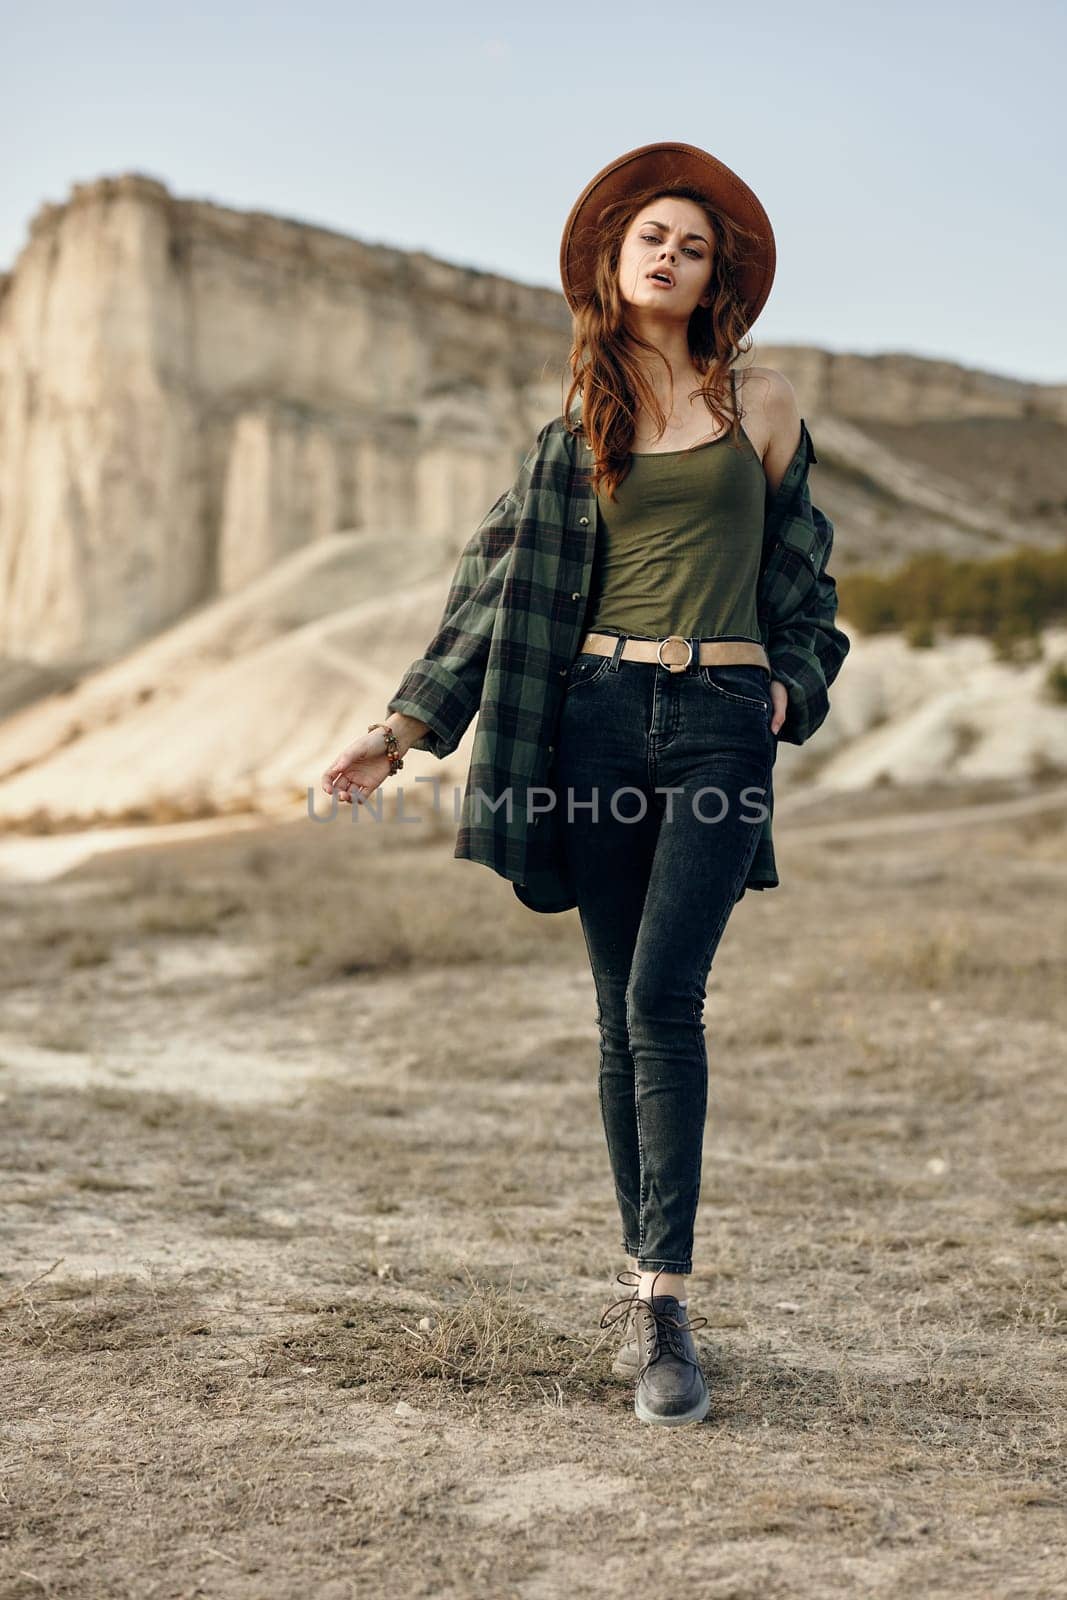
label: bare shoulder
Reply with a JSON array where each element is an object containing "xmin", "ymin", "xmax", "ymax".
[
  {"xmin": 734, "ymin": 365, "xmax": 798, "ymax": 418},
  {"xmin": 735, "ymin": 366, "xmax": 802, "ymax": 494}
]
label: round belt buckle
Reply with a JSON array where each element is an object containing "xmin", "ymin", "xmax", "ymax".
[{"xmin": 656, "ymin": 635, "xmax": 693, "ymax": 673}]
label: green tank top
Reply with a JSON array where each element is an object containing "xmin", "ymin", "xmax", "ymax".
[{"xmin": 585, "ymin": 421, "xmax": 767, "ymax": 642}]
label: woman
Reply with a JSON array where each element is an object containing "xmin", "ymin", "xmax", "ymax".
[{"xmin": 322, "ymin": 143, "xmax": 849, "ymax": 1428}]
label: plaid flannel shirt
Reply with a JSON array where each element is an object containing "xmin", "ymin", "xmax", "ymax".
[{"xmin": 387, "ymin": 409, "xmax": 850, "ymax": 913}]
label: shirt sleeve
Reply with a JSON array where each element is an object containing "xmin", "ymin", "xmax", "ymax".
[
  {"xmin": 386, "ymin": 427, "xmax": 546, "ymax": 759},
  {"xmin": 766, "ymin": 499, "xmax": 851, "ymax": 746}
]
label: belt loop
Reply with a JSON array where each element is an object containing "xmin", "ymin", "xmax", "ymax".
[
  {"xmin": 688, "ymin": 635, "xmax": 700, "ymax": 674},
  {"xmin": 609, "ymin": 634, "xmax": 626, "ymax": 672}
]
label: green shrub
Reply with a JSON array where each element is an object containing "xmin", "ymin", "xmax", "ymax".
[
  {"xmin": 1044, "ymin": 659, "xmax": 1067, "ymax": 704},
  {"xmin": 840, "ymin": 540, "xmax": 1067, "ymax": 648},
  {"xmin": 904, "ymin": 618, "xmax": 935, "ymax": 649}
]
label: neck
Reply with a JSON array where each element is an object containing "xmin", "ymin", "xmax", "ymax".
[{"xmin": 623, "ymin": 315, "xmax": 702, "ymax": 407}]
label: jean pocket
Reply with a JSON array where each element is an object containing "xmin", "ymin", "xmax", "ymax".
[
  {"xmin": 698, "ymin": 665, "xmax": 773, "ymax": 711},
  {"xmin": 563, "ymin": 651, "xmax": 611, "ymax": 692}
]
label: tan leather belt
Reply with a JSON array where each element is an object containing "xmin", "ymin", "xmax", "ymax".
[{"xmin": 578, "ymin": 631, "xmax": 770, "ymax": 676}]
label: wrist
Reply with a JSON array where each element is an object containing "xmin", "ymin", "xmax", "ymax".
[{"xmin": 383, "ymin": 712, "xmax": 427, "ymax": 754}]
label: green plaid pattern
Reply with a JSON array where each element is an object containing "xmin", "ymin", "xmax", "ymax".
[{"xmin": 387, "ymin": 410, "xmax": 850, "ymax": 913}]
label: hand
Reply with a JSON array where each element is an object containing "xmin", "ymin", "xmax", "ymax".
[
  {"xmin": 769, "ymin": 679, "xmax": 788, "ymax": 737},
  {"xmin": 322, "ymin": 727, "xmax": 394, "ymax": 807}
]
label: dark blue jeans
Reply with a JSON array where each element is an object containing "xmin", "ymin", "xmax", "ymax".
[{"xmin": 551, "ymin": 649, "xmax": 777, "ymax": 1274}]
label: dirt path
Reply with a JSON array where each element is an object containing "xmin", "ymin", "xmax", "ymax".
[
  {"xmin": 3, "ymin": 778, "xmax": 1065, "ymax": 889},
  {"xmin": 782, "ymin": 778, "xmax": 1067, "ymax": 842}
]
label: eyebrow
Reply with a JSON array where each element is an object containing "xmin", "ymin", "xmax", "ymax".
[{"xmin": 640, "ymin": 218, "xmax": 710, "ymax": 247}]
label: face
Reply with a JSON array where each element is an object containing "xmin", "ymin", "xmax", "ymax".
[{"xmin": 615, "ymin": 195, "xmax": 715, "ymax": 320}]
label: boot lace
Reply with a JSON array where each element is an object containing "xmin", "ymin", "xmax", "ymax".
[{"xmin": 599, "ymin": 1268, "xmax": 709, "ymax": 1372}]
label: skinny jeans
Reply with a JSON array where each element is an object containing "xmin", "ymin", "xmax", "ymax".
[{"xmin": 551, "ymin": 647, "xmax": 777, "ymax": 1274}]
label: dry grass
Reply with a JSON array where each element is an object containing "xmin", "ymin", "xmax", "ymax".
[
  {"xmin": 1, "ymin": 784, "xmax": 1065, "ymax": 1597},
  {"xmin": 0, "ymin": 810, "xmax": 585, "ymax": 997},
  {"xmin": 261, "ymin": 1267, "xmax": 621, "ymax": 1409}
]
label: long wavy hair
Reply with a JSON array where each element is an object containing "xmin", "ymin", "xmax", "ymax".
[{"xmin": 560, "ymin": 182, "xmax": 764, "ymax": 502}]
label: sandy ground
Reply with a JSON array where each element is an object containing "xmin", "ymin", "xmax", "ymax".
[{"xmin": 1, "ymin": 777, "xmax": 1065, "ymax": 1599}]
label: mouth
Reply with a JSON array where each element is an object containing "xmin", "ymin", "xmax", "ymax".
[{"xmin": 646, "ymin": 270, "xmax": 675, "ymax": 287}]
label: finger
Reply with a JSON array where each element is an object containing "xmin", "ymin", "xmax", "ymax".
[{"xmin": 325, "ymin": 753, "xmax": 356, "ymax": 782}]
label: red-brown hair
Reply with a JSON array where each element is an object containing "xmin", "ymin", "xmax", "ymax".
[{"xmin": 560, "ymin": 183, "xmax": 764, "ymax": 501}]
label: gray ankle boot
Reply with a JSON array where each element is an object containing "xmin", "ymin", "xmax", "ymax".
[
  {"xmin": 631, "ymin": 1294, "xmax": 709, "ymax": 1426},
  {"xmin": 600, "ymin": 1270, "xmax": 709, "ymax": 1423}
]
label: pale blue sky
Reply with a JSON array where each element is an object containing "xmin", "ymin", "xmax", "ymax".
[{"xmin": 3, "ymin": 2, "xmax": 1063, "ymax": 382}]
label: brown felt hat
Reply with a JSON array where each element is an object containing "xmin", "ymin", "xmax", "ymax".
[{"xmin": 559, "ymin": 141, "xmax": 776, "ymax": 333}]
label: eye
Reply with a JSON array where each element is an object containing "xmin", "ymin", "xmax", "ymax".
[{"xmin": 640, "ymin": 233, "xmax": 702, "ymax": 258}]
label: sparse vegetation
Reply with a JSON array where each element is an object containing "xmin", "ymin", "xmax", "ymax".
[
  {"xmin": 1044, "ymin": 657, "xmax": 1067, "ymax": 704},
  {"xmin": 839, "ymin": 540, "xmax": 1067, "ymax": 659}
]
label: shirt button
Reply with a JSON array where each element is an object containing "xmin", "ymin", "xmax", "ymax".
[
  {"xmin": 558, "ymin": 666, "xmax": 567, "ymax": 676},
  {"xmin": 571, "ymin": 591, "xmax": 581, "ymax": 601},
  {"xmin": 578, "ymin": 516, "xmax": 589, "ymax": 526}
]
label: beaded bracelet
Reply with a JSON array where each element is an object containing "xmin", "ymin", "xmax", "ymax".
[{"xmin": 368, "ymin": 722, "xmax": 404, "ymax": 777}]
